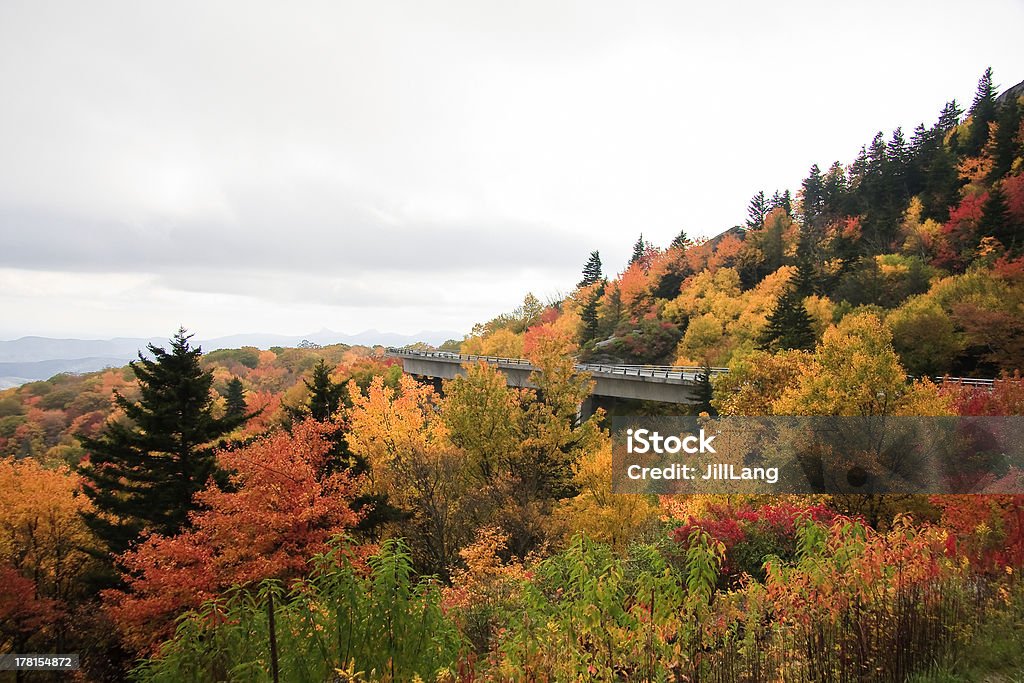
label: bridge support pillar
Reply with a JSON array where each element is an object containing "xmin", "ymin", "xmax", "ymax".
[{"xmin": 577, "ymin": 396, "xmax": 595, "ymax": 425}]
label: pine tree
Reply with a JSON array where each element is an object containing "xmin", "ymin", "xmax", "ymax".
[
  {"xmin": 979, "ymin": 187, "xmax": 1020, "ymax": 253},
  {"xmin": 746, "ymin": 191, "xmax": 768, "ymax": 229},
  {"xmin": 224, "ymin": 377, "xmax": 247, "ymax": 421},
  {"xmin": 758, "ymin": 288, "xmax": 816, "ymax": 352},
  {"xmin": 850, "ymin": 145, "xmax": 869, "ymax": 185},
  {"xmin": 822, "ymin": 161, "xmax": 849, "ymax": 219},
  {"xmin": 77, "ymin": 329, "xmax": 249, "ymax": 557},
  {"xmin": 800, "ymin": 164, "xmax": 825, "ymax": 228},
  {"xmin": 937, "ymin": 100, "xmax": 963, "ymax": 131},
  {"xmin": 577, "ymin": 250, "xmax": 603, "ymax": 288},
  {"xmin": 990, "ymin": 96, "xmax": 1022, "ymax": 182},
  {"xmin": 288, "ymin": 358, "xmax": 404, "ymax": 533},
  {"xmin": 695, "ymin": 364, "xmax": 717, "ymax": 416},
  {"xmin": 598, "ymin": 284, "xmax": 623, "ymax": 338},
  {"xmin": 919, "ymin": 110, "xmax": 962, "ymax": 222},
  {"xmin": 792, "ymin": 247, "xmax": 818, "ymax": 298},
  {"xmin": 301, "ymin": 359, "xmax": 344, "ymax": 422},
  {"xmin": 769, "ymin": 189, "xmax": 793, "ymax": 215},
  {"xmin": 907, "ymin": 123, "xmax": 932, "ymax": 196},
  {"xmin": 580, "ymin": 296, "xmax": 600, "ymax": 343},
  {"xmin": 965, "ymin": 67, "xmax": 998, "ymax": 157},
  {"xmin": 670, "ymin": 229, "xmax": 691, "ymax": 251},
  {"xmin": 781, "ymin": 190, "xmax": 793, "ymax": 215},
  {"xmin": 630, "ymin": 234, "xmax": 646, "ymax": 265},
  {"xmin": 888, "ymin": 127, "xmax": 910, "ymax": 201}
]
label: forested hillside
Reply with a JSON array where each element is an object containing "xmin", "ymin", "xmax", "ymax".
[
  {"xmin": 0, "ymin": 343, "xmax": 401, "ymax": 465},
  {"xmin": 464, "ymin": 69, "xmax": 1024, "ymax": 379},
  {"xmin": 2, "ymin": 69, "xmax": 1024, "ymax": 682}
]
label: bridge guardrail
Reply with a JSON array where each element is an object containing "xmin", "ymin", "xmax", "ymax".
[
  {"xmin": 387, "ymin": 347, "xmax": 727, "ymax": 381},
  {"xmin": 926, "ymin": 376, "xmax": 995, "ymax": 388}
]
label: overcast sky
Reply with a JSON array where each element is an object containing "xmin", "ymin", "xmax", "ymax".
[{"xmin": 1, "ymin": 1, "xmax": 1023, "ymax": 341}]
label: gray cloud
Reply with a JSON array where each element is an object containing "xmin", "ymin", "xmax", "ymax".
[
  {"xmin": 1, "ymin": 0, "xmax": 1023, "ymax": 338},
  {"xmin": 0, "ymin": 194, "xmax": 582, "ymax": 276}
]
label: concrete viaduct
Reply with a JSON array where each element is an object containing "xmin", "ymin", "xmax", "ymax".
[
  {"xmin": 384, "ymin": 348, "xmax": 996, "ymax": 411},
  {"xmin": 385, "ymin": 347, "xmax": 728, "ymax": 407}
]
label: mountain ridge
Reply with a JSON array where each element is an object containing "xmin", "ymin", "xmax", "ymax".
[{"xmin": 0, "ymin": 329, "xmax": 461, "ymax": 386}]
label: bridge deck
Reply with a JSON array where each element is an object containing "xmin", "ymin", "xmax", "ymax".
[{"xmin": 385, "ymin": 348, "xmax": 995, "ymax": 404}]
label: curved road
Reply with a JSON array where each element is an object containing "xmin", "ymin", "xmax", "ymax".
[{"xmin": 385, "ymin": 348, "xmax": 995, "ymax": 389}]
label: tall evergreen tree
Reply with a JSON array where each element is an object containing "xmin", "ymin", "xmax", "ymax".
[
  {"xmin": 792, "ymin": 243, "xmax": 819, "ymax": 298},
  {"xmin": 965, "ymin": 67, "xmax": 998, "ymax": 157},
  {"xmin": 577, "ymin": 250, "xmax": 603, "ymax": 288},
  {"xmin": 630, "ymin": 234, "xmax": 647, "ymax": 265},
  {"xmin": 746, "ymin": 191, "xmax": 768, "ymax": 229},
  {"xmin": 866, "ymin": 131, "xmax": 888, "ymax": 178},
  {"xmin": 990, "ymin": 96, "xmax": 1022, "ymax": 182},
  {"xmin": 800, "ymin": 164, "xmax": 825, "ymax": 228},
  {"xmin": 695, "ymin": 364, "xmax": 717, "ymax": 416},
  {"xmin": 77, "ymin": 329, "xmax": 248, "ymax": 557},
  {"xmin": 781, "ymin": 190, "xmax": 793, "ymax": 215},
  {"xmin": 822, "ymin": 161, "xmax": 849, "ymax": 219},
  {"xmin": 288, "ymin": 358, "xmax": 405, "ymax": 534},
  {"xmin": 758, "ymin": 288, "xmax": 816, "ymax": 352},
  {"xmin": 769, "ymin": 189, "xmax": 794, "ymax": 215},
  {"xmin": 919, "ymin": 109, "xmax": 962, "ymax": 223},
  {"xmin": 224, "ymin": 377, "xmax": 247, "ymax": 421},
  {"xmin": 580, "ymin": 296, "xmax": 600, "ymax": 343},
  {"xmin": 937, "ymin": 100, "xmax": 964, "ymax": 132},
  {"xmin": 290, "ymin": 359, "xmax": 344, "ymax": 423},
  {"xmin": 979, "ymin": 186, "xmax": 1021, "ymax": 253},
  {"xmin": 888, "ymin": 127, "xmax": 910, "ymax": 201},
  {"xmin": 849, "ymin": 145, "xmax": 870, "ymax": 186},
  {"xmin": 670, "ymin": 229, "xmax": 692, "ymax": 251},
  {"xmin": 906, "ymin": 123, "xmax": 932, "ymax": 196}
]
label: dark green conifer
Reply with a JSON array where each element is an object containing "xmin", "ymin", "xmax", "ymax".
[
  {"xmin": 979, "ymin": 186, "xmax": 1020, "ymax": 253},
  {"xmin": 695, "ymin": 364, "xmax": 717, "ymax": 416},
  {"xmin": 792, "ymin": 249, "xmax": 818, "ymax": 298},
  {"xmin": 781, "ymin": 190, "xmax": 793, "ymax": 215},
  {"xmin": 990, "ymin": 97, "xmax": 1022, "ymax": 182},
  {"xmin": 630, "ymin": 234, "xmax": 646, "ymax": 265},
  {"xmin": 578, "ymin": 250, "xmax": 603, "ymax": 288},
  {"xmin": 77, "ymin": 329, "xmax": 249, "ymax": 557},
  {"xmin": 800, "ymin": 164, "xmax": 824, "ymax": 227},
  {"xmin": 300, "ymin": 359, "xmax": 344, "ymax": 423},
  {"xmin": 746, "ymin": 191, "xmax": 768, "ymax": 229},
  {"xmin": 965, "ymin": 68, "xmax": 998, "ymax": 157},
  {"xmin": 287, "ymin": 358, "xmax": 405, "ymax": 534},
  {"xmin": 769, "ymin": 190, "xmax": 793, "ymax": 215},
  {"xmin": 758, "ymin": 288, "xmax": 816, "ymax": 352},
  {"xmin": 822, "ymin": 161, "xmax": 849, "ymax": 218},
  {"xmin": 224, "ymin": 377, "xmax": 247, "ymax": 421},
  {"xmin": 936, "ymin": 100, "xmax": 963, "ymax": 131},
  {"xmin": 670, "ymin": 229, "xmax": 692, "ymax": 251},
  {"xmin": 581, "ymin": 296, "xmax": 600, "ymax": 343}
]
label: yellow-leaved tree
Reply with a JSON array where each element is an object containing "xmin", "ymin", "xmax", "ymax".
[
  {"xmin": 773, "ymin": 313, "xmax": 949, "ymax": 417},
  {"xmin": 709, "ymin": 313, "xmax": 952, "ymax": 527},
  {"xmin": 553, "ymin": 440, "xmax": 659, "ymax": 550},
  {"xmin": 347, "ymin": 374, "xmax": 469, "ymax": 575},
  {"xmin": 0, "ymin": 458, "xmax": 100, "ymax": 653}
]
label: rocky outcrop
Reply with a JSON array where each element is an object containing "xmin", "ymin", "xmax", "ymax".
[{"xmin": 996, "ymin": 78, "xmax": 1024, "ymax": 106}]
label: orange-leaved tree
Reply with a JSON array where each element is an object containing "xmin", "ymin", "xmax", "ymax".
[{"xmin": 105, "ymin": 419, "xmax": 362, "ymax": 654}]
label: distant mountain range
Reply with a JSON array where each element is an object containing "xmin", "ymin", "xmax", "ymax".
[{"xmin": 0, "ymin": 328, "xmax": 461, "ymax": 387}]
